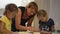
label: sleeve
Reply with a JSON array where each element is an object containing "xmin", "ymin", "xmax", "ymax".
[{"xmin": 50, "ymin": 18, "xmax": 55, "ymax": 26}]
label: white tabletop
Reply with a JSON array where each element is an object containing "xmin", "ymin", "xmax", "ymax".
[
  {"xmin": 12, "ymin": 32, "xmax": 40, "ymax": 34},
  {"xmin": 12, "ymin": 32, "xmax": 60, "ymax": 34}
]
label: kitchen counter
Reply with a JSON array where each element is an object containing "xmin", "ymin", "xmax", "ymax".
[
  {"xmin": 12, "ymin": 32, "xmax": 60, "ymax": 34},
  {"xmin": 13, "ymin": 32, "xmax": 40, "ymax": 34}
]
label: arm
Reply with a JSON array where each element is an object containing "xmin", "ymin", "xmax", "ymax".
[
  {"xmin": 40, "ymin": 26, "xmax": 55, "ymax": 34},
  {"xmin": 39, "ymin": 23, "xmax": 52, "ymax": 34},
  {"xmin": 0, "ymin": 21, "xmax": 12, "ymax": 34},
  {"xmin": 51, "ymin": 25, "xmax": 55, "ymax": 32},
  {"xmin": 15, "ymin": 8, "xmax": 27, "ymax": 30},
  {"xmin": 40, "ymin": 25, "xmax": 55, "ymax": 34},
  {"xmin": 15, "ymin": 8, "xmax": 33, "ymax": 31},
  {"xmin": 40, "ymin": 31, "xmax": 52, "ymax": 34},
  {"xmin": 42, "ymin": 25, "xmax": 55, "ymax": 34},
  {"xmin": 27, "ymin": 16, "xmax": 34, "ymax": 26}
]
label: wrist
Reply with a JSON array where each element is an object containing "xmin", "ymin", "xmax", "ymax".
[{"xmin": 25, "ymin": 27, "xmax": 29, "ymax": 30}]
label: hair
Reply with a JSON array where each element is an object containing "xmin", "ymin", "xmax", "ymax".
[
  {"xmin": 4, "ymin": 3, "xmax": 18, "ymax": 15},
  {"xmin": 37, "ymin": 10, "xmax": 47, "ymax": 17},
  {"xmin": 27, "ymin": 2, "xmax": 38, "ymax": 13}
]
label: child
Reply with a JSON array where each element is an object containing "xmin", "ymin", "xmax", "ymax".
[
  {"xmin": 0, "ymin": 3, "xmax": 18, "ymax": 34},
  {"xmin": 37, "ymin": 10, "xmax": 55, "ymax": 34}
]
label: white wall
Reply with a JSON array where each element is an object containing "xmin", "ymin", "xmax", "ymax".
[
  {"xmin": 34, "ymin": 0, "xmax": 60, "ymax": 30},
  {"xmin": 0, "ymin": 8, "xmax": 4, "ymax": 16},
  {"xmin": 49, "ymin": 0, "xmax": 60, "ymax": 30},
  {"xmin": 0, "ymin": 0, "xmax": 34, "ymax": 8}
]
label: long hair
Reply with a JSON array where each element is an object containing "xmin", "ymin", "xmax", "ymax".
[{"xmin": 27, "ymin": 2, "xmax": 38, "ymax": 13}]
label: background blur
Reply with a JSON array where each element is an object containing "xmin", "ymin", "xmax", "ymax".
[{"xmin": 0, "ymin": 0, "xmax": 60, "ymax": 31}]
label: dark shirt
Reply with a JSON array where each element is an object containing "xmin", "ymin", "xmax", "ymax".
[
  {"xmin": 39, "ymin": 18, "xmax": 55, "ymax": 32},
  {"xmin": 11, "ymin": 6, "xmax": 35, "ymax": 32}
]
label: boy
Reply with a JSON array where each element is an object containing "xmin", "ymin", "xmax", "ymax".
[{"xmin": 37, "ymin": 10, "xmax": 55, "ymax": 34}]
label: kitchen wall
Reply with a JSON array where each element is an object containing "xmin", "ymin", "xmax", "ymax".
[
  {"xmin": 34, "ymin": 0, "xmax": 60, "ymax": 30},
  {"xmin": 49, "ymin": 0, "xmax": 60, "ymax": 30}
]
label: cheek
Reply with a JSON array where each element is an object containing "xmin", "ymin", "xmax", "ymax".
[
  {"xmin": 11, "ymin": 13, "xmax": 16, "ymax": 18},
  {"xmin": 29, "ymin": 11, "xmax": 35, "ymax": 15},
  {"xmin": 27, "ymin": 10, "xmax": 31, "ymax": 14},
  {"xmin": 27, "ymin": 11, "xmax": 33, "ymax": 15},
  {"xmin": 28, "ymin": 11, "xmax": 31, "ymax": 13},
  {"xmin": 41, "ymin": 19, "xmax": 46, "ymax": 22},
  {"xmin": 40, "ymin": 18, "xmax": 45, "ymax": 22}
]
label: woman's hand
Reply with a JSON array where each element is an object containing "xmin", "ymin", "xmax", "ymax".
[{"xmin": 27, "ymin": 27, "xmax": 40, "ymax": 32}]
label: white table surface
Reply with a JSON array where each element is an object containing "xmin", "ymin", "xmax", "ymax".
[
  {"xmin": 12, "ymin": 32, "xmax": 40, "ymax": 34},
  {"xmin": 12, "ymin": 32, "xmax": 60, "ymax": 34}
]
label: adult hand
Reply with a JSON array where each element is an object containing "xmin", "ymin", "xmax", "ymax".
[{"xmin": 27, "ymin": 27, "xmax": 40, "ymax": 32}]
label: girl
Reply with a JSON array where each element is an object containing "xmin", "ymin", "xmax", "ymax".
[
  {"xmin": 0, "ymin": 3, "xmax": 18, "ymax": 34},
  {"xmin": 37, "ymin": 10, "xmax": 55, "ymax": 34}
]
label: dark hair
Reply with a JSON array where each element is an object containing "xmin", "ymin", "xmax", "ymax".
[
  {"xmin": 27, "ymin": 2, "xmax": 38, "ymax": 13},
  {"xmin": 4, "ymin": 3, "xmax": 18, "ymax": 15},
  {"xmin": 37, "ymin": 10, "xmax": 47, "ymax": 17}
]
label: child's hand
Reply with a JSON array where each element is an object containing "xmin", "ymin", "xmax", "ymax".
[{"xmin": 40, "ymin": 30, "xmax": 51, "ymax": 34}]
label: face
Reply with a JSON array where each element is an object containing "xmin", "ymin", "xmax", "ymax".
[
  {"xmin": 7, "ymin": 10, "xmax": 17, "ymax": 19},
  {"xmin": 38, "ymin": 16, "xmax": 47, "ymax": 22},
  {"xmin": 10, "ymin": 11, "xmax": 17, "ymax": 18},
  {"xmin": 27, "ymin": 7, "xmax": 36, "ymax": 16}
]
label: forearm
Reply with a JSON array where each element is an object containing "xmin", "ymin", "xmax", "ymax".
[
  {"xmin": 27, "ymin": 16, "xmax": 34, "ymax": 26},
  {"xmin": 40, "ymin": 31, "xmax": 52, "ymax": 34},
  {"xmin": 16, "ymin": 25, "xmax": 29, "ymax": 31},
  {"xmin": 46, "ymin": 32, "xmax": 52, "ymax": 34},
  {"xmin": 0, "ymin": 29, "xmax": 12, "ymax": 34},
  {"xmin": 0, "ymin": 21, "xmax": 12, "ymax": 33},
  {"xmin": 33, "ymin": 29, "xmax": 40, "ymax": 32}
]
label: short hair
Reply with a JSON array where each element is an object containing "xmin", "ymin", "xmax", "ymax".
[
  {"xmin": 37, "ymin": 10, "xmax": 47, "ymax": 17},
  {"xmin": 4, "ymin": 3, "xmax": 18, "ymax": 15}
]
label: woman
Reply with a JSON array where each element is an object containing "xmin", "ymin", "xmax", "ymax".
[
  {"xmin": 0, "ymin": 3, "xmax": 18, "ymax": 34},
  {"xmin": 12, "ymin": 2, "xmax": 39, "ymax": 32}
]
